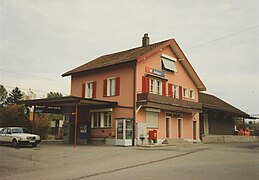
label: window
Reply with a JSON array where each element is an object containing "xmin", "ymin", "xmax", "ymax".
[
  {"xmin": 183, "ymin": 88, "xmax": 188, "ymax": 98},
  {"xmin": 172, "ymin": 84, "xmax": 179, "ymax": 98},
  {"xmin": 161, "ymin": 54, "xmax": 177, "ymax": 73},
  {"xmin": 91, "ymin": 112, "xmax": 112, "ymax": 128},
  {"xmin": 190, "ymin": 89, "xmax": 195, "ymax": 99},
  {"xmin": 108, "ymin": 78, "xmax": 116, "ymax": 96},
  {"xmin": 146, "ymin": 111, "xmax": 159, "ymax": 128},
  {"xmin": 86, "ymin": 82, "xmax": 93, "ymax": 98},
  {"xmin": 82, "ymin": 81, "xmax": 96, "ymax": 98},
  {"xmin": 149, "ymin": 78, "xmax": 162, "ymax": 95},
  {"xmin": 104, "ymin": 77, "xmax": 120, "ymax": 97}
]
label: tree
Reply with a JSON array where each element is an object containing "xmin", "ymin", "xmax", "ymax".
[
  {"xmin": 6, "ymin": 87, "xmax": 23, "ymax": 104},
  {"xmin": 0, "ymin": 84, "xmax": 8, "ymax": 107},
  {"xmin": 0, "ymin": 104, "xmax": 32, "ymax": 129},
  {"xmin": 47, "ymin": 92, "xmax": 63, "ymax": 99}
]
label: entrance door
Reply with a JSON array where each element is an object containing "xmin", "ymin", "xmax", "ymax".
[
  {"xmin": 166, "ymin": 117, "xmax": 171, "ymax": 138},
  {"xmin": 178, "ymin": 118, "xmax": 182, "ymax": 138},
  {"xmin": 193, "ymin": 121, "xmax": 197, "ymax": 140},
  {"xmin": 115, "ymin": 119, "xmax": 133, "ymax": 146}
]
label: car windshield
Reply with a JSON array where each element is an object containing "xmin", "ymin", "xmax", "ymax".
[{"xmin": 12, "ymin": 128, "xmax": 29, "ymax": 134}]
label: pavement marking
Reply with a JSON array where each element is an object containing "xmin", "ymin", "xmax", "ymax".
[{"xmin": 69, "ymin": 147, "xmax": 210, "ymax": 180}]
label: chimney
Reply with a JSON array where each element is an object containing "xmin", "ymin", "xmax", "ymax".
[{"xmin": 142, "ymin": 33, "xmax": 150, "ymax": 47}]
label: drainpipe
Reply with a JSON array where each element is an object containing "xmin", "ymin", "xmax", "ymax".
[
  {"xmin": 74, "ymin": 103, "xmax": 79, "ymax": 147},
  {"xmin": 129, "ymin": 62, "xmax": 136, "ymax": 146}
]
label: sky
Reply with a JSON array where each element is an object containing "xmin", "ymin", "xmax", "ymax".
[{"xmin": 0, "ymin": 0, "xmax": 258, "ymax": 114}]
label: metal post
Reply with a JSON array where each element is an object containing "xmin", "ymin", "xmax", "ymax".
[
  {"xmin": 74, "ymin": 103, "xmax": 78, "ymax": 147},
  {"xmin": 243, "ymin": 117, "xmax": 245, "ymax": 136}
]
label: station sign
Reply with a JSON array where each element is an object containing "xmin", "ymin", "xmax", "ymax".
[{"xmin": 145, "ymin": 66, "xmax": 165, "ymax": 77}]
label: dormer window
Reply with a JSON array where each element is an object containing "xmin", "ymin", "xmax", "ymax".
[{"xmin": 161, "ymin": 54, "xmax": 177, "ymax": 73}]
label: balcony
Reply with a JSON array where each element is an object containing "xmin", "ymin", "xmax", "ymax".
[{"xmin": 137, "ymin": 93, "xmax": 202, "ymax": 113}]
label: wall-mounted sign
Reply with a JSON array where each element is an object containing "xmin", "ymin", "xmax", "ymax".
[{"xmin": 145, "ymin": 66, "xmax": 165, "ymax": 77}]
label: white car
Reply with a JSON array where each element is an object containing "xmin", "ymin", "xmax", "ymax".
[{"xmin": 0, "ymin": 127, "xmax": 41, "ymax": 148}]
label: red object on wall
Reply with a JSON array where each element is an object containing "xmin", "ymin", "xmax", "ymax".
[
  {"xmin": 142, "ymin": 76, "xmax": 150, "ymax": 93},
  {"xmin": 92, "ymin": 81, "xmax": 97, "ymax": 98},
  {"xmin": 115, "ymin": 77, "xmax": 120, "ymax": 96},
  {"xmin": 148, "ymin": 130, "xmax": 157, "ymax": 140},
  {"xmin": 103, "ymin": 79, "xmax": 107, "ymax": 97},
  {"xmin": 168, "ymin": 83, "xmax": 172, "ymax": 97},
  {"xmin": 162, "ymin": 81, "xmax": 166, "ymax": 96},
  {"xmin": 179, "ymin": 86, "xmax": 183, "ymax": 99},
  {"xmin": 82, "ymin": 82, "xmax": 86, "ymax": 98}
]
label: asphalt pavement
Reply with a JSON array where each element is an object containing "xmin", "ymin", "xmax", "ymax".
[{"xmin": 0, "ymin": 143, "xmax": 258, "ymax": 180}]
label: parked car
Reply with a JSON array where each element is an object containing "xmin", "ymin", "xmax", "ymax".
[{"xmin": 0, "ymin": 127, "xmax": 41, "ymax": 148}]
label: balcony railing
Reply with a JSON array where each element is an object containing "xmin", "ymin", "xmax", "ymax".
[{"xmin": 137, "ymin": 93, "xmax": 202, "ymax": 113}]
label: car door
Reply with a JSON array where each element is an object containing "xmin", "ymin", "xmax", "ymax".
[
  {"xmin": 0, "ymin": 128, "xmax": 8, "ymax": 142},
  {"xmin": 4, "ymin": 128, "xmax": 13, "ymax": 142}
]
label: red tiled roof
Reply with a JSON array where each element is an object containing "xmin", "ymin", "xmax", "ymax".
[
  {"xmin": 199, "ymin": 92, "xmax": 249, "ymax": 117},
  {"xmin": 62, "ymin": 39, "xmax": 171, "ymax": 77}
]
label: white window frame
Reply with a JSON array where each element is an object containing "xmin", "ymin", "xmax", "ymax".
[
  {"xmin": 183, "ymin": 88, "xmax": 188, "ymax": 98},
  {"xmin": 85, "ymin": 81, "xmax": 93, "ymax": 98},
  {"xmin": 91, "ymin": 111, "xmax": 112, "ymax": 128},
  {"xmin": 190, "ymin": 89, "xmax": 195, "ymax": 99},
  {"xmin": 172, "ymin": 84, "xmax": 179, "ymax": 98},
  {"xmin": 149, "ymin": 78, "xmax": 162, "ymax": 95},
  {"xmin": 107, "ymin": 78, "xmax": 116, "ymax": 97}
]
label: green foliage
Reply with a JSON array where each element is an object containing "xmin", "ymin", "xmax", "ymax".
[
  {"xmin": 47, "ymin": 92, "xmax": 63, "ymax": 99},
  {"xmin": 34, "ymin": 114, "xmax": 51, "ymax": 140},
  {"xmin": 0, "ymin": 104, "xmax": 32, "ymax": 130},
  {"xmin": 6, "ymin": 87, "xmax": 23, "ymax": 104},
  {"xmin": 0, "ymin": 84, "xmax": 8, "ymax": 107}
]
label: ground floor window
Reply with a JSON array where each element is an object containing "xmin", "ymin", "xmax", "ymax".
[
  {"xmin": 91, "ymin": 112, "xmax": 112, "ymax": 128},
  {"xmin": 146, "ymin": 111, "xmax": 159, "ymax": 128}
]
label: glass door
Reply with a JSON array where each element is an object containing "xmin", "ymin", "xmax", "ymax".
[{"xmin": 115, "ymin": 119, "xmax": 133, "ymax": 146}]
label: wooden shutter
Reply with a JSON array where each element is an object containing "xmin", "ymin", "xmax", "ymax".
[
  {"xmin": 162, "ymin": 81, "xmax": 166, "ymax": 96},
  {"xmin": 115, "ymin": 77, "xmax": 120, "ymax": 96},
  {"xmin": 168, "ymin": 83, "xmax": 172, "ymax": 97},
  {"xmin": 103, "ymin": 79, "xmax": 107, "ymax": 97},
  {"xmin": 92, "ymin": 81, "xmax": 97, "ymax": 98},
  {"xmin": 179, "ymin": 86, "xmax": 183, "ymax": 99},
  {"xmin": 142, "ymin": 76, "xmax": 149, "ymax": 93},
  {"xmin": 82, "ymin": 82, "xmax": 86, "ymax": 98}
]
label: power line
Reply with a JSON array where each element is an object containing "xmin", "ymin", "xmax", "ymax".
[{"xmin": 186, "ymin": 26, "xmax": 259, "ymax": 51}]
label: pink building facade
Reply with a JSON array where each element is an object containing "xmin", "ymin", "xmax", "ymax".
[{"xmin": 63, "ymin": 34, "xmax": 206, "ymax": 146}]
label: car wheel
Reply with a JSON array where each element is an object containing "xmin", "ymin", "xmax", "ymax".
[{"xmin": 12, "ymin": 139, "xmax": 18, "ymax": 148}]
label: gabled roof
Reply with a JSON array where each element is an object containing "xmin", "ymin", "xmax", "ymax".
[
  {"xmin": 199, "ymin": 92, "xmax": 249, "ymax": 117},
  {"xmin": 62, "ymin": 39, "xmax": 170, "ymax": 77},
  {"xmin": 62, "ymin": 38, "xmax": 206, "ymax": 91}
]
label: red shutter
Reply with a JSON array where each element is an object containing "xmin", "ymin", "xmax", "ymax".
[
  {"xmin": 142, "ymin": 76, "xmax": 149, "ymax": 93},
  {"xmin": 168, "ymin": 83, "xmax": 172, "ymax": 97},
  {"xmin": 179, "ymin": 86, "xmax": 183, "ymax": 99},
  {"xmin": 162, "ymin": 81, "xmax": 166, "ymax": 96},
  {"xmin": 115, "ymin": 77, "xmax": 120, "ymax": 96},
  {"xmin": 82, "ymin": 82, "xmax": 86, "ymax": 98},
  {"xmin": 92, "ymin": 81, "xmax": 97, "ymax": 98},
  {"xmin": 103, "ymin": 79, "xmax": 107, "ymax": 97}
]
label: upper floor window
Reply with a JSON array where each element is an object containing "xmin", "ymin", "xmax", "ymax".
[
  {"xmin": 161, "ymin": 54, "xmax": 177, "ymax": 73},
  {"xmin": 82, "ymin": 81, "xmax": 96, "ymax": 98},
  {"xmin": 103, "ymin": 77, "xmax": 120, "ymax": 97},
  {"xmin": 190, "ymin": 89, "xmax": 195, "ymax": 99},
  {"xmin": 183, "ymin": 88, "xmax": 188, "ymax": 98},
  {"xmin": 172, "ymin": 84, "xmax": 179, "ymax": 98},
  {"xmin": 150, "ymin": 78, "xmax": 162, "ymax": 95}
]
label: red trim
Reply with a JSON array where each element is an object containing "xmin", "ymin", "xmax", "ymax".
[
  {"xmin": 168, "ymin": 83, "xmax": 172, "ymax": 97},
  {"xmin": 115, "ymin": 77, "xmax": 120, "ymax": 96},
  {"xmin": 179, "ymin": 86, "xmax": 183, "ymax": 99},
  {"xmin": 137, "ymin": 39, "xmax": 174, "ymax": 61},
  {"xmin": 92, "ymin": 81, "xmax": 97, "ymax": 98},
  {"xmin": 162, "ymin": 81, "xmax": 166, "ymax": 96},
  {"xmin": 82, "ymin": 82, "xmax": 86, "ymax": 98},
  {"xmin": 103, "ymin": 79, "xmax": 107, "ymax": 97},
  {"xmin": 142, "ymin": 76, "xmax": 149, "ymax": 93}
]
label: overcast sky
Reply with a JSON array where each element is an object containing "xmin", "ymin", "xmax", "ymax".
[{"xmin": 0, "ymin": 0, "xmax": 258, "ymax": 114}]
